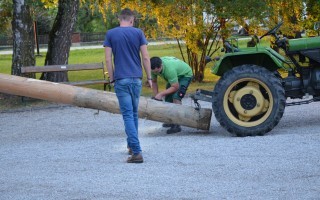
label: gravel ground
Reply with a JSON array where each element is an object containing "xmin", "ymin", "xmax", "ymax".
[{"xmin": 0, "ymin": 98, "xmax": 319, "ymax": 200}]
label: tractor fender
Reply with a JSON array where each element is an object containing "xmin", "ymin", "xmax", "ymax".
[{"xmin": 211, "ymin": 48, "xmax": 290, "ymax": 76}]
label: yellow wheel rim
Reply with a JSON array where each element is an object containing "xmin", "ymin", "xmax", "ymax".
[{"xmin": 223, "ymin": 78, "xmax": 274, "ymax": 127}]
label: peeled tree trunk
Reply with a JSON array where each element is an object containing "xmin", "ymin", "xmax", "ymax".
[
  {"xmin": 11, "ymin": 0, "xmax": 35, "ymax": 77},
  {"xmin": 41, "ymin": 0, "xmax": 80, "ymax": 82},
  {"xmin": 0, "ymin": 74, "xmax": 212, "ymax": 130}
]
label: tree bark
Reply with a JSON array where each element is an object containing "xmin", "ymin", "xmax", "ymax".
[
  {"xmin": 11, "ymin": 0, "xmax": 35, "ymax": 77},
  {"xmin": 41, "ymin": 0, "xmax": 80, "ymax": 82}
]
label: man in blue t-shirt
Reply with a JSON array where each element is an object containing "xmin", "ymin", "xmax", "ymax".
[{"xmin": 103, "ymin": 8, "xmax": 152, "ymax": 163}]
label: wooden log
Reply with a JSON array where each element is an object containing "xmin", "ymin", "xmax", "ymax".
[{"xmin": 0, "ymin": 73, "xmax": 212, "ymax": 130}]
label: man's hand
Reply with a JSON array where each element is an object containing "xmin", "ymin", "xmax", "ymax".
[
  {"xmin": 151, "ymin": 97, "xmax": 162, "ymax": 101},
  {"xmin": 144, "ymin": 80, "xmax": 153, "ymax": 88},
  {"xmin": 109, "ymin": 79, "xmax": 115, "ymax": 87},
  {"xmin": 155, "ymin": 93, "xmax": 163, "ymax": 100},
  {"xmin": 147, "ymin": 79, "xmax": 152, "ymax": 88}
]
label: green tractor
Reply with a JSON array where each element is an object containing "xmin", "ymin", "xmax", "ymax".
[{"xmin": 192, "ymin": 22, "xmax": 320, "ymax": 136}]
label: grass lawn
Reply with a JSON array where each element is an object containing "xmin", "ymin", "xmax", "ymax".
[{"xmin": 0, "ymin": 43, "xmax": 219, "ymax": 110}]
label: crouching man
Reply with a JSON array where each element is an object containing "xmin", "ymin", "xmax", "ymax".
[{"xmin": 150, "ymin": 56, "xmax": 193, "ymax": 134}]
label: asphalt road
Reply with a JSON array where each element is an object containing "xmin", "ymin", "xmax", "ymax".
[
  {"xmin": 0, "ymin": 41, "xmax": 180, "ymax": 55},
  {"xmin": 0, "ymin": 99, "xmax": 319, "ymax": 200}
]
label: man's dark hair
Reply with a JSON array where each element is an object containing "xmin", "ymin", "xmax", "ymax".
[
  {"xmin": 150, "ymin": 57, "xmax": 162, "ymax": 70},
  {"xmin": 119, "ymin": 8, "xmax": 135, "ymax": 21}
]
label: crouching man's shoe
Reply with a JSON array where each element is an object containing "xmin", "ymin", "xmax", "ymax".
[
  {"xmin": 127, "ymin": 153, "xmax": 143, "ymax": 163},
  {"xmin": 162, "ymin": 123, "xmax": 174, "ymax": 128},
  {"xmin": 166, "ymin": 125, "xmax": 181, "ymax": 134}
]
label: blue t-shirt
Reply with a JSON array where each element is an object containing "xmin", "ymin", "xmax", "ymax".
[{"xmin": 103, "ymin": 27, "xmax": 148, "ymax": 80}]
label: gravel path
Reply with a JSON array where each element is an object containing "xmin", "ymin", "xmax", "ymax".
[{"xmin": 0, "ymin": 98, "xmax": 319, "ymax": 199}]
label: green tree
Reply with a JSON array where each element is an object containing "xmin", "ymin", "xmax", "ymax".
[
  {"xmin": 76, "ymin": 1, "xmax": 110, "ymax": 33},
  {"xmin": 213, "ymin": 0, "xmax": 269, "ymax": 36},
  {"xmin": 151, "ymin": 0, "xmax": 267, "ymax": 81},
  {"xmin": 305, "ymin": 0, "xmax": 320, "ymax": 36},
  {"xmin": 0, "ymin": 0, "xmax": 12, "ymax": 37},
  {"xmin": 266, "ymin": 0, "xmax": 305, "ymax": 37}
]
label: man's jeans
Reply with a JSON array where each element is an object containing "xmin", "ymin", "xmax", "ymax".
[{"xmin": 114, "ymin": 78, "xmax": 142, "ymax": 154}]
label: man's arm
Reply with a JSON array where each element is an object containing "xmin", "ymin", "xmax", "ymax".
[
  {"xmin": 104, "ymin": 47, "xmax": 114, "ymax": 82},
  {"xmin": 155, "ymin": 82, "xmax": 179, "ymax": 100},
  {"xmin": 140, "ymin": 44, "xmax": 152, "ymax": 88}
]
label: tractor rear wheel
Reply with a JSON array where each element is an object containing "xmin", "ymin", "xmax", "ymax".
[{"xmin": 212, "ymin": 65, "xmax": 285, "ymax": 136}]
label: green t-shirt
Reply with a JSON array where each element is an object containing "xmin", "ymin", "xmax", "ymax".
[{"xmin": 152, "ymin": 56, "xmax": 193, "ymax": 84}]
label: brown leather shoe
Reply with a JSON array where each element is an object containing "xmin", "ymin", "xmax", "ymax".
[{"xmin": 127, "ymin": 153, "xmax": 143, "ymax": 163}]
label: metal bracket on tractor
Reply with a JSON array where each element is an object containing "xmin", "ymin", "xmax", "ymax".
[
  {"xmin": 286, "ymin": 96, "xmax": 320, "ymax": 106},
  {"xmin": 190, "ymin": 89, "xmax": 214, "ymax": 111}
]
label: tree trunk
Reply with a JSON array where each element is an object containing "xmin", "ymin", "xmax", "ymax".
[
  {"xmin": 41, "ymin": 0, "xmax": 80, "ymax": 82},
  {"xmin": 0, "ymin": 73, "xmax": 212, "ymax": 130},
  {"xmin": 187, "ymin": 48, "xmax": 204, "ymax": 82},
  {"xmin": 11, "ymin": 0, "xmax": 35, "ymax": 77},
  {"xmin": 219, "ymin": 18, "xmax": 227, "ymax": 44}
]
